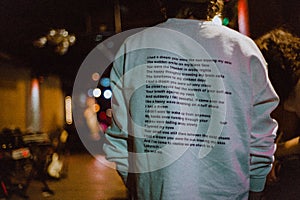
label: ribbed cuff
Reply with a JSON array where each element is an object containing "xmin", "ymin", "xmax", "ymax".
[{"xmin": 250, "ymin": 177, "xmax": 266, "ymax": 192}]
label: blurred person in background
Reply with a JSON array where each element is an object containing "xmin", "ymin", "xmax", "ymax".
[
  {"xmin": 256, "ymin": 28, "xmax": 300, "ymax": 199},
  {"xmin": 104, "ymin": 0, "xmax": 279, "ymax": 199}
]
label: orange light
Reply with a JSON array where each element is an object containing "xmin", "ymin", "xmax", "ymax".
[
  {"xmin": 22, "ymin": 148, "xmax": 30, "ymax": 158},
  {"xmin": 30, "ymin": 78, "xmax": 41, "ymax": 131},
  {"xmin": 94, "ymin": 104, "xmax": 100, "ymax": 113},
  {"xmin": 238, "ymin": 0, "xmax": 250, "ymax": 36},
  {"xmin": 92, "ymin": 72, "xmax": 100, "ymax": 81},
  {"xmin": 65, "ymin": 96, "xmax": 73, "ymax": 125}
]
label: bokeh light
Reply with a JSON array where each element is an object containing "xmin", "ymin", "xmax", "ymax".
[
  {"xmin": 65, "ymin": 96, "xmax": 73, "ymax": 125},
  {"xmin": 106, "ymin": 108, "xmax": 112, "ymax": 118},
  {"xmin": 103, "ymin": 89, "xmax": 112, "ymax": 99},
  {"xmin": 93, "ymin": 88, "xmax": 102, "ymax": 98},
  {"xmin": 94, "ymin": 103, "xmax": 100, "ymax": 113},
  {"xmin": 87, "ymin": 89, "xmax": 94, "ymax": 97},
  {"xmin": 34, "ymin": 28, "xmax": 76, "ymax": 55},
  {"xmin": 222, "ymin": 17, "xmax": 230, "ymax": 26},
  {"xmin": 100, "ymin": 77, "xmax": 110, "ymax": 87},
  {"xmin": 92, "ymin": 72, "xmax": 100, "ymax": 81},
  {"xmin": 99, "ymin": 123, "xmax": 108, "ymax": 132},
  {"xmin": 99, "ymin": 111, "xmax": 107, "ymax": 120}
]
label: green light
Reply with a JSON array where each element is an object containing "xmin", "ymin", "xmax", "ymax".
[{"xmin": 223, "ymin": 17, "xmax": 230, "ymax": 26}]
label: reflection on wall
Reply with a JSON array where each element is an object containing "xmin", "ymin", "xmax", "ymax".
[
  {"xmin": 0, "ymin": 60, "xmax": 65, "ymax": 132},
  {"xmin": 28, "ymin": 78, "xmax": 41, "ymax": 132}
]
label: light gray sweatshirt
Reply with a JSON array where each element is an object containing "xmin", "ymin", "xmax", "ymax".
[{"xmin": 104, "ymin": 19, "xmax": 279, "ymax": 200}]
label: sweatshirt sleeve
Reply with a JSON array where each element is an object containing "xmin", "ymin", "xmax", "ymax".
[
  {"xmin": 103, "ymin": 48, "xmax": 129, "ymax": 184},
  {"xmin": 249, "ymin": 56, "xmax": 279, "ymax": 192}
]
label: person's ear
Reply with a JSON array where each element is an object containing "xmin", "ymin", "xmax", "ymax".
[{"xmin": 283, "ymin": 95, "xmax": 297, "ymax": 112}]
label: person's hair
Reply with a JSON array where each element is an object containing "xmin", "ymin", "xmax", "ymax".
[
  {"xmin": 255, "ymin": 28, "xmax": 300, "ymax": 102},
  {"xmin": 157, "ymin": 0, "xmax": 224, "ymax": 20}
]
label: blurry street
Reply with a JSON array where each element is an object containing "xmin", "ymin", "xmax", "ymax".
[{"xmin": 9, "ymin": 153, "xmax": 127, "ymax": 200}]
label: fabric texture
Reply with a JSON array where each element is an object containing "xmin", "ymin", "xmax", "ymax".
[{"xmin": 104, "ymin": 19, "xmax": 279, "ymax": 200}]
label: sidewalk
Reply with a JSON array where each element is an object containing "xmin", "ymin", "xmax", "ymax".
[{"xmin": 10, "ymin": 153, "xmax": 127, "ymax": 200}]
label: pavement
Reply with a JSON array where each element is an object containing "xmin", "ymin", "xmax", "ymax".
[
  {"xmin": 7, "ymin": 151, "xmax": 299, "ymax": 200},
  {"xmin": 9, "ymin": 153, "xmax": 128, "ymax": 200}
]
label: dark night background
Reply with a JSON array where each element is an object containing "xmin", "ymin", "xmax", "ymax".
[{"xmin": 0, "ymin": 0, "xmax": 299, "ymax": 94}]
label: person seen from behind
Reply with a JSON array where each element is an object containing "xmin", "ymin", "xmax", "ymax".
[{"xmin": 104, "ymin": 0, "xmax": 279, "ymax": 199}]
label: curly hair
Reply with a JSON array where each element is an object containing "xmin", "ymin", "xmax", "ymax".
[
  {"xmin": 158, "ymin": 0, "xmax": 224, "ymax": 20},
  {"xmin": 255, "ymin": 28, "xmax": 300, "ymax": 102}
]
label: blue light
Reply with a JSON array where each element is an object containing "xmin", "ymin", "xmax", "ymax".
[
  {"xmin": 87, "ymin": 89, "xmax": 94, "ymax": 97},
  {"xmin": 100, "ymin": 77, "xmax": 110, "ymax": 87}
]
